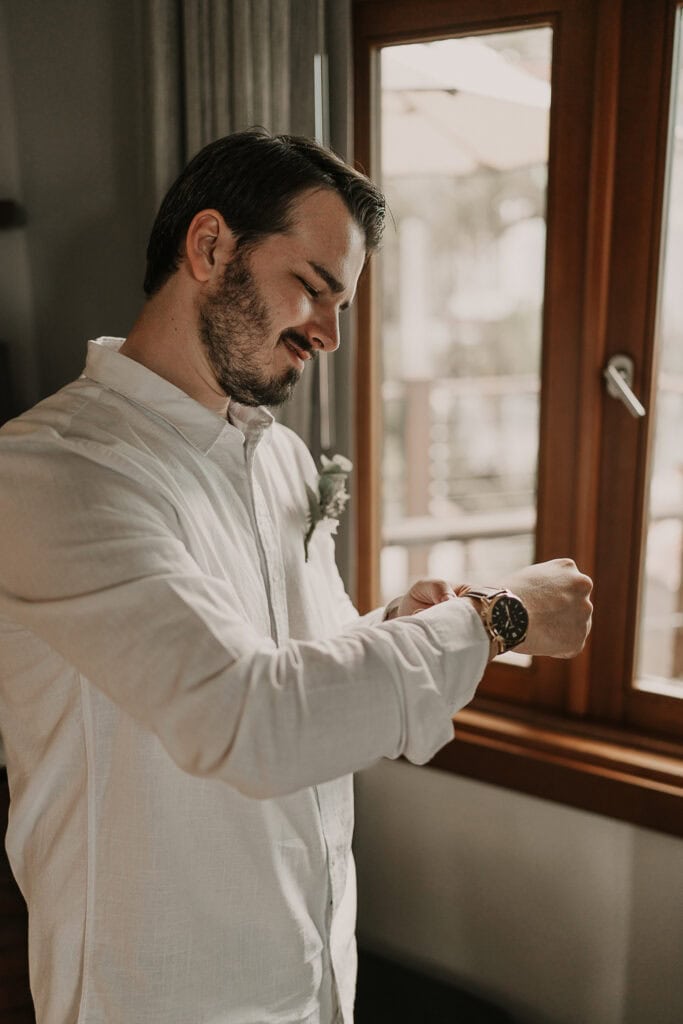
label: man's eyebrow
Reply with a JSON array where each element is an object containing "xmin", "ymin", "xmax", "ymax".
[{"xmin": 307, "ymin": 261, "xmax": 345, "ymax": 296}]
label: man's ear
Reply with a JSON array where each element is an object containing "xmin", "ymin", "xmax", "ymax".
[{"xmin": 184, "ymin": 209, "xmax": 237, "ymax": 284}]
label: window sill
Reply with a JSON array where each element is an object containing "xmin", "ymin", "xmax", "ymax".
[{"xmin": 430, "ymin": 700, "xmax": 683, "ymax": 838}]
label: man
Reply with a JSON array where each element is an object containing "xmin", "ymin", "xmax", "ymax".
[{"xmin": 0, "ymin": 129, "xmax": 592, "ymax": 1023}]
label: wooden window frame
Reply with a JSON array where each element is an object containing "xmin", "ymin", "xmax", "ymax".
[{"xmin": 352, "ymin": 0, "xmax": 683, "ymax": 838}]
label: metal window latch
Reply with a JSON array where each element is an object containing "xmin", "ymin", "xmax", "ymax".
[{"xmin": 603, "ymin": 354, "xmax": 646, "ymax": 418}]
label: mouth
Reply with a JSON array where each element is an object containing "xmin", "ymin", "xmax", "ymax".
[{"xmin": 282, "ymin": 337, "xmax": 312, "ymax": 367}]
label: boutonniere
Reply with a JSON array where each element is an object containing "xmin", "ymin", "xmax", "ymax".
[{"xmin": 304, "ymin": 453, "xmax": 353, "ymax": 561}]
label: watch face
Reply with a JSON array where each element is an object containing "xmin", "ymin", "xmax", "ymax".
[{"xmin": 490, "ymin": 595, "xmax": 529, "ymax": 649}]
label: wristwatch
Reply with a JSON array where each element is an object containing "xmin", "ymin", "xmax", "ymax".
[{"xmin": 461, "ymin": 586, "xmax": 529, "ymax": 655}]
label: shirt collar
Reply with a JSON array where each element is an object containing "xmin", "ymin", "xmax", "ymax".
[{"xmin": 83, "ymin": 337, "xmax": 274, "ymax": 453}]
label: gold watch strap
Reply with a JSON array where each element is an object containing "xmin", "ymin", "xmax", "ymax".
[
  {"xmin": 461, "ymin": 586, "xmax": 506, "ymax": 602},
  {"xmin": 460, "ymin": 586, "xmax": 509, "ymax": 654}
]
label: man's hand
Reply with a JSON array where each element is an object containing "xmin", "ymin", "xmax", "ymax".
[
  {"xmin": 503, "ymin": 558, "xmax": 593, "ymax": 658},
  {"xmin": 385, "ymin": 559, "xmax": 593, "ymax": 661},
  {"xmin": 385, "ymin": 578, "xmax": 458, "ymax": 619}
]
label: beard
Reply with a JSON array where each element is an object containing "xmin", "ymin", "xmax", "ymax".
[{"xmin": 198, "ymin": 249, "xmax": 308, "ymax": 407}]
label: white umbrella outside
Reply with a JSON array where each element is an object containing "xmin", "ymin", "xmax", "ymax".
[{"xmin": 380, "ymin": 36, "xmax": 551, "ymax": 177}]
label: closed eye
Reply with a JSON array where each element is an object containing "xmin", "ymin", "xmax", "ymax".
[{"xmin": 297, "ymin": 275, "xmax": 320, "ymax": 299}]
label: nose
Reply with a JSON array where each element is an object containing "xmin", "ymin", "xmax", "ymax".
[{"xmin": 308, "ymin": 308, "xmax": 340, "ymax": 353}]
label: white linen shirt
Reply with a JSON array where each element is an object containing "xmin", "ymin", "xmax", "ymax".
[{"xmin": 0, "ymin": 338, "xmax": 489, "ymax": 1024}]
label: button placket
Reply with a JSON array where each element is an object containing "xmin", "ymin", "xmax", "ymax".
[
  {"xmin": 244, "ymin": 438, "xmax": 289, "ymax": 646},
  {"xmin": 251, "ymin": 478, "xmax": 289, "ymax": 643}
]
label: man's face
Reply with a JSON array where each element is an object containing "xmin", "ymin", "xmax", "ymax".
[{"xmin": 198, "ymin": 187, "xmax": 366, "ymax": 407}]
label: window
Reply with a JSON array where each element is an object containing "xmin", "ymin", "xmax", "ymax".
[{"xmin": 353, "ymin": 0, "xmax": 683, "ymax": 836}]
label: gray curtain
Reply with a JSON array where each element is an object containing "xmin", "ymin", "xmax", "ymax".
[
  {"xmin": 143, "ymin": 0, "xmax": 357, "ymax": 584},
  {"xmin": 145, "ymin": 0, "xmax": 326, "ymax": 188}
]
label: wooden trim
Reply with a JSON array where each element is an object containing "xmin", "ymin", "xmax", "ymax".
[
  {"xmin": 523, "ymin": 0, "xmax": 600, "ymax": 712},
  {"xmin": 355, "ymin": 0, "xmax": 562, "ymax": 42},
  {"xmin": 353, "ymin": 18, "xmax": 381, "ymax": 614},
  {"xmin": 353, "ymin": 268, "xmax": 381, "ymax": 613},
  {"xmin": 623, "ymin": 1, "xmax": 683, "ymax": 738},
  {"xmin": 431, "ymin": 703, "xmax": 683, "ymax": 837},
  {"xmin": 626, "ymin": 685, "xmax": 683, "ymax": 741},
  {"xmin": 591, "ymin": 0, "xmax": 681, "ymax": 728},
  {"xmin": 566, "ymin": 0, "xmax": 623, "ymax": 716}
]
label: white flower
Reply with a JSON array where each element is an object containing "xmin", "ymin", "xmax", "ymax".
[
  {"xmin": 304, "ymin": 453, "xmax": 353, "ymax": 561},
  {"xmin": 320, "ymin": 453, "xmax": 353, "ymax": 474}
]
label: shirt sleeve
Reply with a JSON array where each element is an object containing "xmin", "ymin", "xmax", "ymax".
[{"xmin": 0, "ymin": 440, "xmax": 489, "ymax": 799}]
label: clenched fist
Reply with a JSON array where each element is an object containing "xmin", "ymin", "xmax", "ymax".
[{"xmin": 503, "ymin": 558, "xmax": 593, "ymax": 658}]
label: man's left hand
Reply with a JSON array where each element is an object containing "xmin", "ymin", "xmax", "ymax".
[{"xmin": 385, "ymin": 578, "xmax": 458, "ymax": 620}]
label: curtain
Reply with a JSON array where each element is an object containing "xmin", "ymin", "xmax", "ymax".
[
  {"xmin": 143, "ymin": 0, "xmax": 357, "ymax": 583},
  {"xmin": 144, "ymin": 0, "xmax": 358, "ymax": 589},
  {"xmin": 145, "ymin": 0, "xmax": 327, "ymax": 187},
  {"xmin": 146, "ymin": 1, "xmax": 323, "ymax": 442}
]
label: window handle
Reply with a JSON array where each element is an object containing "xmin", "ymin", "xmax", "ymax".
[{"xmin": 603, "ymin": 354, "xmax": 646, "ymax": 418}]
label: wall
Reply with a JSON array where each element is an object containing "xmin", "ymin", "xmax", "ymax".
[
  {"xmin": 0, "ymin": 1, "xmax": 37, "ymax": 412},
  {"xmin": 354, "ymin": 759, "xmax": 683, "ymax": 1024},
  {"xmin": 1, "ymin": 0, "xmax": 155, "ymax": 405}
]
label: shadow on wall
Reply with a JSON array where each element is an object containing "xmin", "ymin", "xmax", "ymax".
[
  {"xmin": 0, "ymin": 343, "xmax": 17, "ymax": 424},
  {"xmin": 622, "ymin": 828, "xmax": 683, "ymax": 1024},
  {"xmin": 3, "ymin": 0, "xmax": 155, "ymax": 403},
  {"xmin": 0, "ymin": 770, "xmax": 34, "ymax": 1022},
  {"xmin": 355, "ymin": 948, "xmax": 517, "ymax": 1023},
  {"xmin": 32, "ymin": 211, "xmax": 148, "ymax": 399}
]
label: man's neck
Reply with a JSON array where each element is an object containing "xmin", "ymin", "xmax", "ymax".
[{"xmin": 120, "ymin": 286, "xmax": 230, "ymax": 418}]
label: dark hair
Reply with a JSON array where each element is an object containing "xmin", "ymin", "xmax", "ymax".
[{"xmin": 143, "ymin": 128, "xmax": 386, "ymax": 296}]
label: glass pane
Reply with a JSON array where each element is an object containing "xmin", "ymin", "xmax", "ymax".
[
  {"xmin": 635, "ymin": 10, "xmax": 683, "ymax": 697},
  {"xmin": 378, "ymin": 29, "xmax": 552, "ymax": 605}
]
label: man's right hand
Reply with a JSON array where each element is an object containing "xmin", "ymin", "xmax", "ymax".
[{"xmin": 503, "ymin": 558, "xmax": 593, "ymax": 659}]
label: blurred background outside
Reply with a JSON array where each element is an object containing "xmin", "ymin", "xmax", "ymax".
[{"xmin": 377, "ymin": 26, "xmax": 683, "ymax": 691}]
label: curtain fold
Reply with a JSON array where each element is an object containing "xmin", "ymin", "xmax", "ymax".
[
  {"xmin": 151, "ymin": 0, "xmax": 313, "ymax": 178},
  {"xmin": 143, "ymin": 0, "xmax": 357, "ymax": 582}
]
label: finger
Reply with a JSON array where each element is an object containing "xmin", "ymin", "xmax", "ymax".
[{"xmin": 412, "ymin": 579, "xmax": 456, "ymax": 602}]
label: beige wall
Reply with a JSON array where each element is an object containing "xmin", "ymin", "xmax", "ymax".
[{"xmin": 354, "ymin": 758, "xmax": 683, "ymax": 1024}]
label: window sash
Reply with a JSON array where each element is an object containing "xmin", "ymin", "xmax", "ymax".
[
  {"xmin": 353, "ymin": 0, "xmax": 683, "ymax": 835},
  {"xmin": 353, "ymin": 0, "xmax": 602, "ymax": 714},
  {"xmin": 591, "ymin": 0, "xmax": 683, "ymax": 739}
]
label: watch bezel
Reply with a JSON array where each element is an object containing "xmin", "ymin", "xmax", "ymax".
[{"xmin": 464, "ymin": 587, "xmax": 529, "ymax": 654}]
